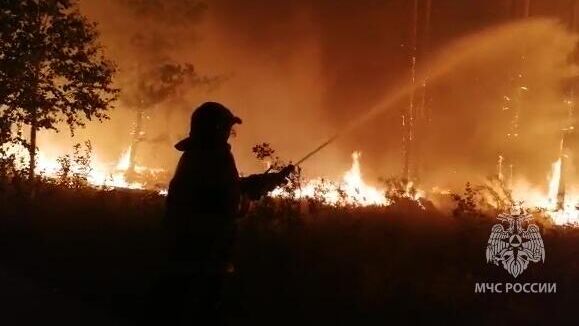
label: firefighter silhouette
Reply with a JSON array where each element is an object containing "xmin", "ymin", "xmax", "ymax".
[{"xmin": 153, "ymin": 102, "xmax": 294, "ymax": 325}]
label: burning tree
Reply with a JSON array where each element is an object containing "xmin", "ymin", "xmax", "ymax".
[
  {"xmin": 0, "ymin": 0, "xmax": 118, "ymax": 182},
  {"xmin": 113, "ymin": 0, "xmax": 220, "ymax": 174},
  {"xmin": 119, "ymin": 61, "xmax": 214, "ymax": 174}
]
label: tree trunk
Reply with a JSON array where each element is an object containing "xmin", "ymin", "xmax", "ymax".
[
  {"xmin": 28, "ymin": 109, "xmax": 38, "ymax": 199},
  {"xmin": 28, "ymin": 111, "xmax": 37, "ymax": 182},
  {"xmin": 128, "ymin": 109, "xmax": 144, "ymax": 174},
  {"xmin": 29, "ymin": 0, "xmax": 41, "ymax": 194}
]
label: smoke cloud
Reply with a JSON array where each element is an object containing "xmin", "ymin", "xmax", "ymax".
[{"xmin": 38, "ymin": 0, "xmax": 579, "ymax": 192}]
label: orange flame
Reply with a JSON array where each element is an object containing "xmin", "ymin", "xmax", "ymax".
[{"xmin": 271, "ymin": 151, "xmax": 398, "ymax": 206}]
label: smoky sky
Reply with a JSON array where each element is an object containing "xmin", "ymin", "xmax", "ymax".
[{"xmin": 62, "ymin": 0, "xmax": 579, "ymax": 190}]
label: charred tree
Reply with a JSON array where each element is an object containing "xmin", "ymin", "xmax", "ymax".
[
  {"xmin": 498, "ymin": 0, "xmax": 531, "ymax": 189},
  {"xmin": 556, "ymin": 0, "xmax": 579, "ymax": 210},
  {"xmin": 120, "ymin": 61, "xmax": 211, "ymax": 174},
  {"xmin": 402, "ymin": 0, "xmax": 431, "ymax": 184},
  {"xmin": 115, "ymin": 0, "xmax": 221, "ymax": 175}
]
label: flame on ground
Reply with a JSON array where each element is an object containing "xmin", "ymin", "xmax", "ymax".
[
  {"xmin": 4, "ymin": 143, "xmax": 146, "ymax": 190},
  {"xmin": 271, "ymin": 151, "xmax": 421, "ymax": 206},
  {"xmin": 116, "ymin": 146, "xmax": 132, "ymax": 171},
  {"xmin": 6, "ymin": 142, "xmax": 579, "ymax": 225},
  {"xmin": 512, "ymin": 157, "xmax": 579, "ymax": 226}
]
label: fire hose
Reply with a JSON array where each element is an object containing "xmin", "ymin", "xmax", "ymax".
[{"xmin": 265, "ymin": 133, "xmax": 339, "ymax": 174}]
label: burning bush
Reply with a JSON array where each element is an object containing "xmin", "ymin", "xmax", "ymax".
[{"xmin": 54, "ymin": 142, "xmax": 93, "ymax": 189}]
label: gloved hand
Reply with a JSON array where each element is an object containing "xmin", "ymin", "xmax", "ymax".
[
  {"xmin": 278, "ymin": 164, "xmax": 296, "ymax": 179},
  {"xmin": 240, "ymin": 165, "xmax": 297, "ymax": 200},
  {"xmin": 271, "ymin": 165, "xmax": 296, "ymax": 188}
]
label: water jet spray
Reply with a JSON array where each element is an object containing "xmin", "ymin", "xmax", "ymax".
[{"xmin": 269, "ymin": 19, "xmax": 565, "ymax": 174}]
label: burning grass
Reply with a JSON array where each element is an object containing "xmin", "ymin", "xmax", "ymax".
[{"xmin": 2, "ymin": 140, "xmax": 578, "ymax": 227}]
